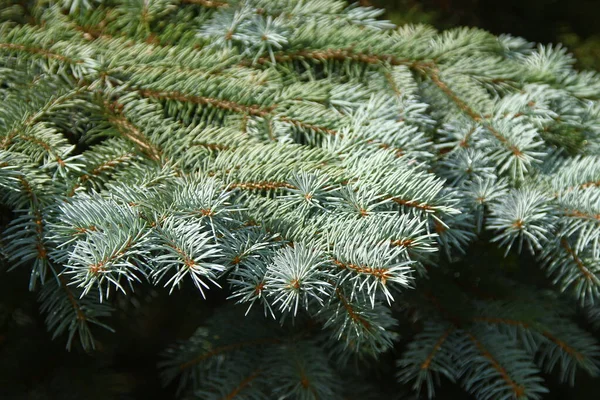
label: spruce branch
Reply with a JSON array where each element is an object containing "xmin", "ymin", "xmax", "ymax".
[{"xmin": 2, "ymin": 1, "xmax": 600, "ymax": 398}]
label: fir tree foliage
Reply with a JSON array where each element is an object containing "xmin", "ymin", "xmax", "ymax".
[{"xmin": 1, "ymin": 0, "xmax": 600, "ymax": 398}]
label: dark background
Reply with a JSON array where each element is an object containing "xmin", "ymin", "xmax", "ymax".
[
  {"xmin": 1, "ymin": 1, "xmax": 600, "ymax": 399},
  {"xmin": 372, "ymin": 0, "xmax": 600, "ymax": 70}
]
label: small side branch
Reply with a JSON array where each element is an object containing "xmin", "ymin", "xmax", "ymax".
[
  {"xmin": 249, "ymin": 48, "xmax": 415, "ymax": 67},
  {"xmin": 560, "ymin": 239, "xmax": 599, "ymax": 285},
  {"xmin": 0, "ymin": 43, "xmax": 83, "ymax": 64},
  {"xmin": 221, "ymin": 369, "xmax": 261, "ymax": 400},
  {"xmin": 58, "ymin": 275, "xmax": 87, "ymax": 322},
  {"xmin": 467, "ymin": 333, "xmax": 526, "ymax": 397},
  {"xmin": 181, "ymin": 0, "xmax": 229, "ymax": 8},
  {"xmin": 179, "ymin": 338, "xmax": 279, "ymax": 370},
  {"xmin": 473, "ymin": 316, "xmax": 586, "ymax": 362},
  {"xmin": 139, "ymin": 89, "xmax": 272, "ymax": 117},
  {"xmin": 421, "ymin": 327, "xmax": 455, "ymax": 370},
  {"xmin": 68, "ymin": 152, "xmax": 136, "ymax": 196},
  {"xmin": 332, "ymin": 258, "xmax": 391, "ymax": 284},
  {"xmin": 230, "ymin": 181, "xmax": 296, "ymax": 191},
  {"xmin": 335, "ymin": 287, "xmax": 372, "ymax": 330},
  {"xmin": 103, "ymin": 101, "xmax": 162, "ymax": 162}
]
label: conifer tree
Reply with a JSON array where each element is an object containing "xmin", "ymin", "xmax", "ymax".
[{"xmin": 1, "ymin": 1, "xmax": 600, "ymax": 399}]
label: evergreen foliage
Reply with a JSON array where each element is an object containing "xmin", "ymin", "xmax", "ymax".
[{"xmin": 1, "ymin": 1, "xmax": 600, "ymax": 398}]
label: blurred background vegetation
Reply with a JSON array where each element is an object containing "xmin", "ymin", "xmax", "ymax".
[{"xmin": 371, "ymin": 0, "xmax": 600, "ymax": 70}]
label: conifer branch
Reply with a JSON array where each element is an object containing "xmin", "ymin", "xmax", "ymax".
[
  {"xmin": 138, "ymin": 89, "xmax": 340, "ymax": 136},
  {"xmin": 335, "ymin": 287, "xmax": 372, "ymax": 330},
  {"xmin": 16, "ymin": 175, "xmax": 47, "ymax": 263},
  {"xmin": 473, "ymin": 316, "xmax": 586, "ymax": 361},
  {"xmin": 181, "ymin": 0, "xmax": 229, "ymax": 8},
  {"xmin": 466, "ymin": 333, "xmax": 526, "ymax": 397},
  {"xmin": 2, "ymin": 1, "xmax": 600, "ymax": 398},
  {"xmin": 563, "ymin": 209, "xmax": 600, "ymax": 221},
  {"xmin": 178, "ymin": 338, "xmax": 280, "ymax": 371},
  {"xmin": 414, "ymin": 65, "xmax": 482, "ymax": 121},
  {"xmin": 332, "ymin": 258, "xmax": 392, "ymax": 285},
  {"xmin": 190, "ymin": 142, "xmax": 230, "ymax": 151},
  {"xmin": 0, "ymin": 89, "xmax": 84, "ymax": 150},
  {"xmin": 59, "ymin": 275, "xmax": 87, "ymax": 322},
  {"xmin": 580, "ymin": 181, "xmax": 600, "ymax": 189},
  {"xmin": 250, "ymin": 48, "xmax": 415, "ymax": 67},
  {"xmin": 221, "ymin": 369, "xmax": 262, "ymax": 400},
  {"xmin": 391, "ymin": 197, "xmax": 437, "ymax": 212},
  {"xmin": 138, "ymin": 89, "xmax": 272, "ymax": 117},
  {"xmin": 103, "ymin": 101, "xmax": 163, "ymax": 162},
  {"xmin": 230, "ymin": 181, "xmax": 296, "ymax": 191},
  {"xmin": 560, "ymin": 239, "xmax": 599, "ymax": 285},
  {"xmin": 0, "ymin": 43, "xmax": 84, "ymax": 64},
  {"xmin": 68, "ymin": 152, "xmax": 137, "ymax": 196},
  {"xmin": 420, "ymin": 327, "xmax": 455, "ymax": 370}
]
